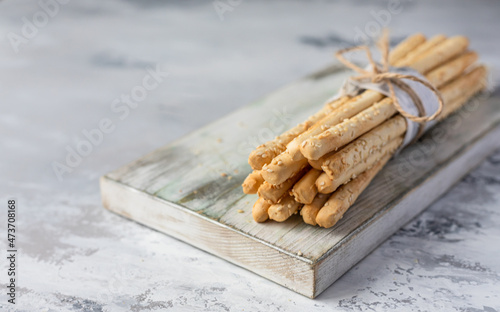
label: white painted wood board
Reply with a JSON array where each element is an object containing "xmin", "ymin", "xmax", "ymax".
[{"xmin": 100, "ymin": 64, "xmax": 500, "ymax": 298}]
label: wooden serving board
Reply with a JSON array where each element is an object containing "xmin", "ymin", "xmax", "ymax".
[{"xmin": 100, "ymin": 64, "xmax": 500, "ymax": 298}]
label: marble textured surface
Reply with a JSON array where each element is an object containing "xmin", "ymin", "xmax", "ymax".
[{"xmin": 0, "ymin": 0, "xmax": 499, "ymax": 311}]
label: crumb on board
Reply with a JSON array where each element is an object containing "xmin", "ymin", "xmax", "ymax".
[
  {"xmin": 297, "ymin": 251, "xmax": 303, "ymax": 256},
  {"xmin": 237, "ymin": 209, "xmax": 244, "ymax": 213},
  {"xmin": 227, "ymin": 176, "xmax": 232, "ymax": 180},
  {"xmin": 233, "ymin": 169, "xmax": 239, "ymax": 174},
  {"xmin": 220, "ymin": 172, "xmax": 227, "ymax": 177},
  {"xmin": 217, "ymin": 138, "xmax": 222, "ymax": 143},
  {"xmin": 179, "ymin": 189, "xmax": 183, "ymax": 193},
  {"xmin": 193, "ymin": 190, "xmax": 198, "ymax": 194}
]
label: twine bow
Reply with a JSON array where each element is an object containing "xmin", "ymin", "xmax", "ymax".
[{"xmin": 335, "ymin": 31, "xmax": 444, "ymax": 124}]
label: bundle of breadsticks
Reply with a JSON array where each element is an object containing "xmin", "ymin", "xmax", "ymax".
[{"xmin": 242, "ymin": 33, "xmax": 487, "ymax": 228}]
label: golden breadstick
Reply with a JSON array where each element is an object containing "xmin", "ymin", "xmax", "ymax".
[
  {"xmin": 440, "ymin": 66, "xmax": 487, "ymax": 104},
  {"xmin": 253, "ymin": 197, "xmax": 271, "ymax": 223},
  {"xmin": 248, "ymin": 124, "xmax": 308, "ymax": 170},
  {"xmin": 261, "ymin": 91, "xmax": 384, "ymax": 185},
  {"xmin": 248, "ymin": 96, "xmax": 350, "ymax": 170},
  {"xmin": 317, "ymin": 136, "xmax": 403, "ymax": 194},
  {"xmin": 242, "ymin": 170, "xmax": 264, "ymax": 194},
  {"xmin": 439, "ymin": 68, "xmax": 487, "ymax": 119},
  {"xmin": 301, "ymin": 193, "xmax": 330, "ymax": 226},
  {"xmin": 301, "ymin": 97, "xmax": 397, "ymax": 160},
  {"xmin": 388, "ymin": 33, "xmax": 426, "ymax": 65},
  {"xmin": 316, "ymin": 154, "xmax": 392, "ymax": 228},
  {"xmin": 286, "ymin": 91, "xmax": 384, "ymax": 155},
  {"xmin": 268, "ymin": 194, "xmax": 303, "ymax": 222},
  {"xmin": 426, "ymin": 52, "xmax": 478, "ymax": 88},
  {"xmin": 291, "ymin": 168, "xmax": 323, "ymax": 204},
  {"xmin": 321, "ymin": 115, "xmax": 406, "ymax": 179},
  {"xmin": 410, "ymin": 36, "xmax": 469, "ymax": 73},
  {"xmin": 258, "ymin": 166, "xmax": 309, "ymax": 203},
  {"xmin": 394, "ymin": 34, "xmax": 446, "ymax": 67}
]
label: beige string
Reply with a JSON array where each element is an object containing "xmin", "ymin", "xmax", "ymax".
[{"xmin": 335, "ymin": 30, "xmax": 444, "ymax": 127}]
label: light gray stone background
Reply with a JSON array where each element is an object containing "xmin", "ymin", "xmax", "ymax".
[{"xmin": 1, "ymin": 0, "xmax": 499, "ymax": 311}]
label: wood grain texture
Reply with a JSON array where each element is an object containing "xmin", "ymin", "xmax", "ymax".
[{"xmin": 101, "ymin": 64, "xmax": 500, "ymax": 298}]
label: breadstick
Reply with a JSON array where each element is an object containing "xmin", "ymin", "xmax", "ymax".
[
  {"xmin": 388, "ymin": 33, "xmax": 426, "ymax": 65},
  {"xmin": 317, "ymin": 136, "xmax": 403, "ymax": 194},
  {"xmin": 261, "ymin": 91, "xmax": 384, "ymax": 185},
  {"xmin": 316, "ymin": 154, "xmax": 392, "ymax": 228},
  {"xmin": 253, "ymin": 197, "xmax": 271, "ymax": 223},
  {"xmin": 248, "ymin": 96, "xmax": 350, "ymax": 170},
  {"xmin": 286, "ymin": 91, "xmax": 385, "ymax": 155},
  {"xmin": 258, "ymin": 166, "xmax": 309, "ymax": 203},
  {"xmin": 308, "ymin": 149, "xmax": 337, "ymax": 170},
  {"xmin": 394, "ymin": 34, "xmax": 446, "ymax": 67},
  {"xmin": 248, "ymin": 125, "xmax": 308, "ymax": 170},
  {"xmin": 410, "ymin": 36, "xmax": 469, "ymax": 73},
  {"xmin": 301, "ymin": 193, "xmax": 330, "ymax": 226},
  {"xmin": 425, "ymin": 52, "xmax": 478, "ymax": 88},
  {"xmin": 301, "ymin": 97, "xmax": 397, "ymax": 160},
  {"xmin": 440, "ymin": 66, "xmax": 487, "ymax": 104},
  {"xmin": 291, "ymin": 168, "xmax": 323, "ymax": 204},
  {"xmin": 439, "ymin": 68, "xmax": 487, "ymax": 119},
  {"xmin": 242, "ymin": 170, "xmax": 264, "ymax": 194},
  {"xmin": 321, "ymin": 115, "xmax": 406, "ymax": 179},
  {"xmin": 268, "ymin": 194, "xmax": 303, "ymax": 222}
]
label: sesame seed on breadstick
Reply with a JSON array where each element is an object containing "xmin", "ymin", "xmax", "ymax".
[
  {"xmin": 258, "ymin": 166, "xmax": 309, "ymax": 204},
  {"xmin": 248, "ymin": 96, "xmax": 350, "ymax": 170},
  {"xmin": 268, "ymin": 194, "xmax": 303, "ymax": 222},
  {"xmin": 308, "ymin": 149, "xmax": 336, "ymax": 170},
  {"xmin": 242, "ymin": 170, "xmax": 264, "ymax": 194},
  {"xmin": 301, "ymin": 97, "xmax": 397, "ymax": 160},
  {"xmin": 291, "ymin": 168, "xmax": 323, "ymax": 204},
  {"xmin": 253, "ymin": 197, "xmax": 271, "ymax": 223},
  {"xmin": 321, "ymin": 115, "xmax": 406, "ymax": 179},
  {"xmin": 317, "ymin": 136, "xmax": 403, "ymax": 194},
  {"xmin": 316, "ymin": 153, "xmax": 392, "ymax": 228},
  {"xmin": 301, "ymin": 193, "xmax": 330, "ymax": 226}
]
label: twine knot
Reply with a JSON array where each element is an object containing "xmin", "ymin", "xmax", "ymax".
[{"xmin": 335, "ymin": 31, "xmax": 444, "ymax": 123}]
